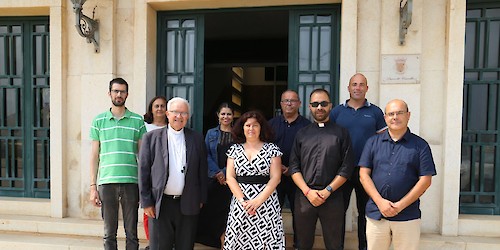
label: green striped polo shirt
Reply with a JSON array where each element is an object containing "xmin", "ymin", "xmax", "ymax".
[{"xmin": 90, "ymin": 108, "xmax": 146, "ymax": 185}]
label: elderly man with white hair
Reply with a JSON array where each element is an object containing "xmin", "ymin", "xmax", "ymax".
[{"xmin": 139, "ymin": 97, "xmax": 208, "ymax": 250}]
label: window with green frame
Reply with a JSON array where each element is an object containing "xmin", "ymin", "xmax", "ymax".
[
  {"xmin": 460, "ymin": 1, "xmax": 500, "ymax": 215},
  {"xmin": 0, "ymin": 17, "xmax": 50, "ymax": 198},
  {"xmin": 288, "ymin": 6, "xmax": 341, "ymax": 118},
  {"xmin": 156, "ymin": 14, "xmax": 205, "ymax": 132}
]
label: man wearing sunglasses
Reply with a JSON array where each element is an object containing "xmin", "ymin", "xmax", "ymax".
[
  {"xmin": 329, "ymin": 73, "xmax": 386, "ymax": 250},
  {"xmin": 289, "ymin": 88, "xmax": 355, "ymax": 250},
  {"xmin": 359, "ymin": 99, "xmax": 436, "ymax": 250}
]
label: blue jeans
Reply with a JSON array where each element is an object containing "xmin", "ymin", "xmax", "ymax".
[{"xmin": 98, "ymin": 183, "xmax": 139, "ymax": 250}]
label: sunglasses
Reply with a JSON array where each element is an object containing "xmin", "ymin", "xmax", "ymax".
[{"xmin": 310, "ymin": 101, "xmax": 330, "ymax": 108}]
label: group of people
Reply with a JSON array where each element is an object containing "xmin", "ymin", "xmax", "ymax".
[{"xmin": 89, "ymin": 73, "xmax": 436, "ymax": 250}]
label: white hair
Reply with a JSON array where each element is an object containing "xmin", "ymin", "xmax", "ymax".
[{"xmin": 167, "ymin": 97, "xmax": 191, "ymax": 116}]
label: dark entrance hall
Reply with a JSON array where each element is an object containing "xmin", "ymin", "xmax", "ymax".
[{"xmin": 203, "ymin": 9, "xmax": 289, "ymax": 132}]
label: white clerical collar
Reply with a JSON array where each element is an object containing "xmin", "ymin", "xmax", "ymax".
[{"xmin": 168, "ymin": 124, "xmax": 184, "ymax": 135}]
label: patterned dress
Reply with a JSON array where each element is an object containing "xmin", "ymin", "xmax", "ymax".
[{"xmin": 223, "ymin": 143, "xmax": 285, "ymax": 250}]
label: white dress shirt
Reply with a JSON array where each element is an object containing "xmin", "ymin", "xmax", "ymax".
[{"xmin": 164, "ymin": 124, "xmax": 186, "ymax": 195}]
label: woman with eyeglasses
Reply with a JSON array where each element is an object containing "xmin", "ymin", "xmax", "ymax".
[
  {"xmin": 196, "ymin": 102, "xmax": 235, "ymax": 249},
  {"xmin": 141, "ymin": 96, "xmax": 168, "ymax": 250},
  {"xmin": 223, "ymin": 110, "xmax": 285, "ymax": 249}
]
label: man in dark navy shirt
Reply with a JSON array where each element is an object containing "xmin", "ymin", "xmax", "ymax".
[
  {"xmin": 359, "ymin": 99, "xmax": 436, "ymax": 250},
  {"xmin": 289, "ymin": 89, "xmax": 355, "ymax": 250},
  {"xmin": 269, "ymin": 89, "xmax": 311, "ymax": 248},
  {"xmin": 330, "ymin": 73, "xmax": 386, "ymax": 250}
]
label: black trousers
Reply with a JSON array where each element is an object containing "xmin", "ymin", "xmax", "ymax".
[
  {"xmin": 148, "ymin": 195, "xmax": 198, "ymax": 250},
  {"xmin": 277, "ymin": 176, "xmax": 298, "ymax": 246},
  {"xmin": 341, "ymin": 169, "xmax": 369, "ymax": 250},
  {"xmin": 294, "ymin": 190, "xmax": 344, "ymax": 250}
]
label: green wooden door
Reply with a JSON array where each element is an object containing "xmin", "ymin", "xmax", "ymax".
[
  {"xmin": 157, "ymin": 13, "xmax": 204, "ymax": 132},
  {"xmin": 460, "ymin": 1, "xmax": 500, "ymax": 214},
  {"xmin": 288, "ymin": 6, "xmax": 341, "ymax": 118},
  {"xmin": 0, "ymin": 17, "xmax": 50, "ymax": 198}
]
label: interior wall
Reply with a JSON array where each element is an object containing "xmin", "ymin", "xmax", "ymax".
[
  {"xmin": 204, "ymin": 67, "xmax": 233, "ymax": 133},
  {"xmin": 203, "ymin": 9, "xmax": 289, "ymax": 124}
]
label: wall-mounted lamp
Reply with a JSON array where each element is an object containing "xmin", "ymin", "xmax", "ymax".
[
  {"xmin": 71, "ymin": 0, "xmax": 99, "ymax": 53},
  {"xmin": 399, "ymin": 0, "xmax": 412, "ymax": 45}
]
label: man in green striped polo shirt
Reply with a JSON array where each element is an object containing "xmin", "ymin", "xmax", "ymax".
[{"xmin": 89, "ymin": 77, "xmax": 146, "ymax": 250}]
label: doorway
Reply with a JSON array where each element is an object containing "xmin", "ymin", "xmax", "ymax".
[
  {"xmin": 203, "ymin": 10, "xmax": 289, "ymax": 133},
  {"xmin": 156, "ymin": 5, "xmax": 340, "ymax": 132}
]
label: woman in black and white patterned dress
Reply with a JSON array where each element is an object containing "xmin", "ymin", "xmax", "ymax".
[{"xmin": 224, "ymin": 110, "xmax": 285, "ymax": 250}]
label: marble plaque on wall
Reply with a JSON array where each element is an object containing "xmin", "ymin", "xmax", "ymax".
[{"xmin": 381, "ymin": 54, "xmax": 420, "ymax": 84}]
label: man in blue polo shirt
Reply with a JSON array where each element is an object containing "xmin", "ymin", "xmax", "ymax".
[
  {"xmin": 330, "ymin": 73, "xmax": 386, "ymax": 250},
  {"xmin": 359, "ymin": 99, "xmax": 436, "ymax": 250}
]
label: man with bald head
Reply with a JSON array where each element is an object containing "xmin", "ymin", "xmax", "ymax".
[
  {"xmin": 359, "ymin": 99, "xmax": 436, "ymax": 250},
  {"xmin": 329, "ymin": 73, "xmax": 386, "ymax": 250}
]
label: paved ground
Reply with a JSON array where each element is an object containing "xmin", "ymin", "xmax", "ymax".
[{"xmin": 140, "ymin": 244, "xmax": 218, "ymax": 250}]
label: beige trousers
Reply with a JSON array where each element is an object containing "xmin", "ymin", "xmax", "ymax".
[{"xmin": 366, "ymin": 217, "xmax": 421, "ymax": 250}]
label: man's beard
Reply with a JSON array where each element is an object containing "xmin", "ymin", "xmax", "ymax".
[
  {"xmin": 312, "ymin": 110, "xmax": 328, "ymax": 122},
  {"xmin": 112, "ymin": 99, "xmax": 125, "ymax": 107}
]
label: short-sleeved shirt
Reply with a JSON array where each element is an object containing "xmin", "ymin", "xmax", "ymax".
[
  {"xmin": 90, "ymin": 108, "xmax": 146, "ymax": 185},
  {"xmin": 268, "ymin": 115, "xmax": 311, "ymax": 166},
  {"xmin": 359, "ymin": 129, "xmax": 437, "ymax": 221},
  {"xmin": 330, "ymin": 99, "xmax": 386, "ymax": 164}
]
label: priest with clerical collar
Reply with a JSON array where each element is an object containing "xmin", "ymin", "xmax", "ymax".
[
  {"xmin": 139, "ymin": 97, "xmax": 208, "ymax": 250},
  {"xmin": 289, "ymin": 88, "xmax": 355, "ymax": 250}
]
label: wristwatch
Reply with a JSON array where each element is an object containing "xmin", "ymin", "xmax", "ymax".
[{"xmin": 326, "ymin": 185, "xmax": 333, "ymax": 193}]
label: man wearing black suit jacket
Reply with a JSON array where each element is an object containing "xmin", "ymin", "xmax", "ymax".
[{"xmin": 139, "ymin": 97, "xmax": 208, "ymax": 250}]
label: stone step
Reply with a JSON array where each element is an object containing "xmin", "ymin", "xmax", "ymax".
[
  {"xmin": 0, "ymin": 230, "xmax": 331, "ymax": 250},
  {"xmin": 0, "ymin": 213, "xmax": 347, "ymax": 249},
  {"xmin": 0, "ymin": 214, "xmax": 133, "ymax": 239},
  {"xmin": 1, "ymin": 214, "xmax": 500, "ymax": 250},
  {"xmin": 0, "ymin": 230, "xmax": 214, "ymax": 250},
  {"xmin": 0, "ymin": 214, "xmax": 325, "ymax": 249},
  {"xmin": 1, "ymin": 230, "xmax": 500, "ymax": 250},
  {"xmin": 420, "ymin": 233, "xmax": 500, "ymax": 250}
]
